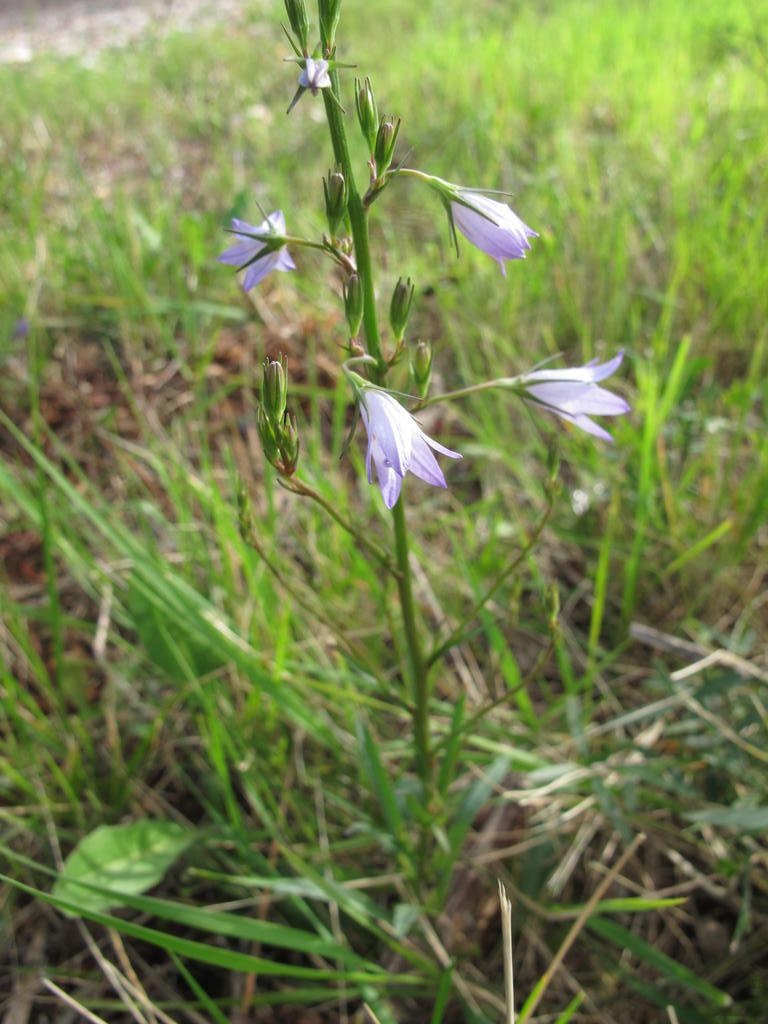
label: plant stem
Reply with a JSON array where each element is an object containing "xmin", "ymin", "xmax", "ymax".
[
  {"xmin": 321, "ymin": 63, "xmax": 432, "ymax": 804},
  {"xmin": 322, "ymin": 71, "xmax": 386, "ymax": 379},
  {"xmin": 426, "ymin": 491, "xmax": 554, "ymax": 667},
  {"xmin": 415, "ymin": 378, "xmax": 517, "ymax": 409},
  {"xmin": 280, "ymin": 476, "xmax": 398, "ymax": 576},
  {"xmin": 391, "ymin": 497, "xmax": 431, "ymax": 796}
]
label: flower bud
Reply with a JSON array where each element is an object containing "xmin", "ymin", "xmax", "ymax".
[
  {"xmin": 355, "ymin": 77, "xmax": 378, "ymax": 152},
  {"xmin": 343, "ymin": 272, "xmax": 363, "ymax": 338},
  {"xmin": 257, "ymin": 404, "xmax": 280, "ymax": 468},
  {"xmin": 389, "ymin": 276, "xmax": 415, "ymax": 342},
  {"xmin": 261, "ymin": 357, "xmax": 288, "ymax": 423},
  {"xmin": 318, "ymin": 0, "xmax": 342, "ymax": 53},
  {"xmin": 323, "ymin": 167, "xmax": 347, "ymax": 237},
  {"xmin": 374, "ymin": 115, "xmax": 400, "ymax": 174},
  {"xmin": 278, "ymin": 411, "xmax": 300, "ymax": 476},
  {"xmin": 283, "ymin": 0, "xmax": 309, "ymax": 53},
  {"xmin": 411, "ymin": 340, "xmax": 433, "ymax": 397}
]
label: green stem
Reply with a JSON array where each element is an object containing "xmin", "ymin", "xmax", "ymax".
[
  {"xmin": 280, "ymin": 476, "xmax": 398, "ymax": 576},
  {"xmin": 322, "ymin": 71, "xmax": 386, "ymax": 379},
  {"xmin": 426, "ymin": 491, "xmax": 554, "ymax": 667},
  {"xmin": 391, "ymin": 498, "xmax": 431, "ymax": 795},
  {"xmin": 415, "ymin": 378, "xmax": 517, "ymax": 409},
  {"xmin": 320, "ymin": 61, "xmax": 431, "ymax": 804}
]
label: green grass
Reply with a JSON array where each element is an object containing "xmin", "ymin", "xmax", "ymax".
[{"xmin": 1, "ymin": 0, "xmax": 767, "ymax": 1020}]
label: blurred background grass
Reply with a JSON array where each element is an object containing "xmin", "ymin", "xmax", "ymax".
[{"xmin": 1, "ymin": 0, "xmax": 767, "ymax": 1020}]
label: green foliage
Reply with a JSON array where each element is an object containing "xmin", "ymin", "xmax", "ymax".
[
  {"xmin": 1, "ymin": 0, "xmax": 767, "ymax": 1020},
  {"xmin": 52, "ymin": 820, "xmax": 195, "ymax": 914}
]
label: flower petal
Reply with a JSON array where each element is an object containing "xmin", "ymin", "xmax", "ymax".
[
  {"xmin": 218, "ymin": 236, "xmax": 264, "ymax": 266},
  {"xmin": 451, "ymin": 190, "xmax": 538, "ymax": 272},
  {"xmin": 275, "ymin": 249, "xmax": 297, "ymax": 272},
  {"xmin": 358, "ymin": 387, "xmax": 461, "ymax": 506},
  {"xmin": 360, "ymin": 391, "xmax": 412, "ymax": 476},
  {"xmin": 524, "ymin": 352, "xmax": 625, "ymax": 385},
  {"xmin": 267, "ymin": 210, "xmax": 287, "ymax": 234},
  {"xmin": 519, "ymin": 350, "xmax": 629, "ymax": 441},
  {"xmin": 219, "ymin": 210, "xmax": 294, "ymax": 291},
  {"xmin": 242, "ymin": 251, "xmax": 281, "ymax": 291},
  {"xmin": 367, "ymin": 434, "xmax": 403, "ymax": 507},
  {"xmin": 408, "ymin": 435, "xmax": 447, "ymax": 489},
  {"xmin": 422, "ymin": 433, "xmax": 463, "ymax": 461},
  {"xmin": 299, "ymin": 58, "xmax": 331, "ymax": 91},
  {"xmin": 526, "ymin": 382, "xmax": 630, "ymax": 416}
]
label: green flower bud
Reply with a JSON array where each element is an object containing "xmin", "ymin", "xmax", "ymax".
[
  {"xmin": 374, "ymin": 115, "xmax": 400, "ymax": 174},
  {"xmin": 355, "ymin": 77, "xmax": 378, "ymax": 152},
  {"xmin": 318, "ymin": 0, "xmax": 342, "ymax": 53},
  {"xmin": 411, "ymin": 340, "xmax": 433, "ymax": 397},
  {"xmin": 323, "ymin": 167, "xmax": 347, "ymax": 237},
  {"xmin": 278, "ymin": 411, "xmax": 300, "ymax": 476},
  {"xmin": 283, "ymin": 0, "xmax": 309, "ymax": 53},
  {"xmin": 257, "ymin": 404, "xmax": 281, "ymax": 468},
  {"xmin": 389, "ymin": 276, "xmax": 415, "ymax": 342},
  {"xmin": 343, "ymin": 272, "xmax": 364, "ymax": 338},
  {"xmin": 261, "ymin": 357, "xmax": 288, "ymax": 423}
]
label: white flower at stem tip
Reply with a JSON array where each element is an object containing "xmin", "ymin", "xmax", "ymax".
[{"xmin": 359, "ymin": 387, "xmax": 462, "ymax": 509}]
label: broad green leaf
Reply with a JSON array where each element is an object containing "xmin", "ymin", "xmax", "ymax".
[{"xmin": 52, "ymin": 820, "xmax": 195, "ymax": 915}]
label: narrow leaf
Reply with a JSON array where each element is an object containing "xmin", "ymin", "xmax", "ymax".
[{"xmin": 587, "ymin": 917, "xmax": 732, "ymax": 1007}]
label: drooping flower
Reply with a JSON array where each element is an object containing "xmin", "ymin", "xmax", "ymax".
[
  {"xmin": 451, "ymin": 190, "xmax": 538, "ymax": 274},
  {"xmin": 518, "ymin": 352, "xmax": 630, "ymax": 441},
  {"xmin": 218, "ymin": 210, "xmax": 295, "ymax": 292},
  {"xmin": 299, "ymin": 57, "xmax": 331, "ymax": 94},
  {"xmin": 359, "ymin": 388, "xmax": 462, "ymax": 508}
]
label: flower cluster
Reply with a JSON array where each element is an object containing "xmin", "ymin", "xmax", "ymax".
[{"xmin": 217, "ymin": 24, "xmax": 631, "ymax": 509}]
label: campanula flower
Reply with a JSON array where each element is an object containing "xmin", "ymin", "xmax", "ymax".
[
  {"xmin": 519, "ymin": 352, "xmax": 630, "ymax": 441},
  {"xmin": 451, "ymin": 191, "xmax": 538, "ymax": 274},
  {"xmin": 359, "ymin": 388, "xmax": 462, "ymax": 508},
  {"xmin": 299, "ymin": 57, "xmax": 331, "ymax": 93},
  {"xmin": 218, "ymin": 210, "xmax": 295, "ymax": 292}
]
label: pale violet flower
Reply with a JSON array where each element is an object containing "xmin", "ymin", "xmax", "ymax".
[
  {"xmin": 299, "ymin": 57, "xmax": 331, "ymax": 94},
  {"xmin": 359, "ymin": 388, "xmax": 462, "ymax": 509},
  {"xmin": 519, "ymin": 352, "xmax": 630, "ymax": 441},
  {"xmin": 218, "ymin": 210, "xmax": 295, "ymax": 292},
  {"xmin": 451, "ymin": 191, "xmax": 538, "ymax": 274}
]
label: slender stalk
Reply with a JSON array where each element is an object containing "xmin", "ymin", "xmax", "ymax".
[
  {"xmin": 320, "ymin": 59, "xmax": 432, "ymax": 805},
  {"xmin": 426, "ymin": 491, "xmax": 554, "ymax": 666},
  {"xmin": 322, "ymin": 70, "xmax": 386, "ymax": 378},
  {"xmin": 415, "ymin": 378, "xmax": 514, "ymax": 409},
  {"xmin": 280, "ymin": 476, "xmax": 398, "ymax": 575},
  {"xmin": 391, "ymin": 498, "xmax": 431, "ymax": 795}
]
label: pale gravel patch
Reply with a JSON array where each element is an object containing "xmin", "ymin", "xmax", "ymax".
[{"xmin": 0, "ymin": 0, "xmax": 260, "ymax": 64}]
